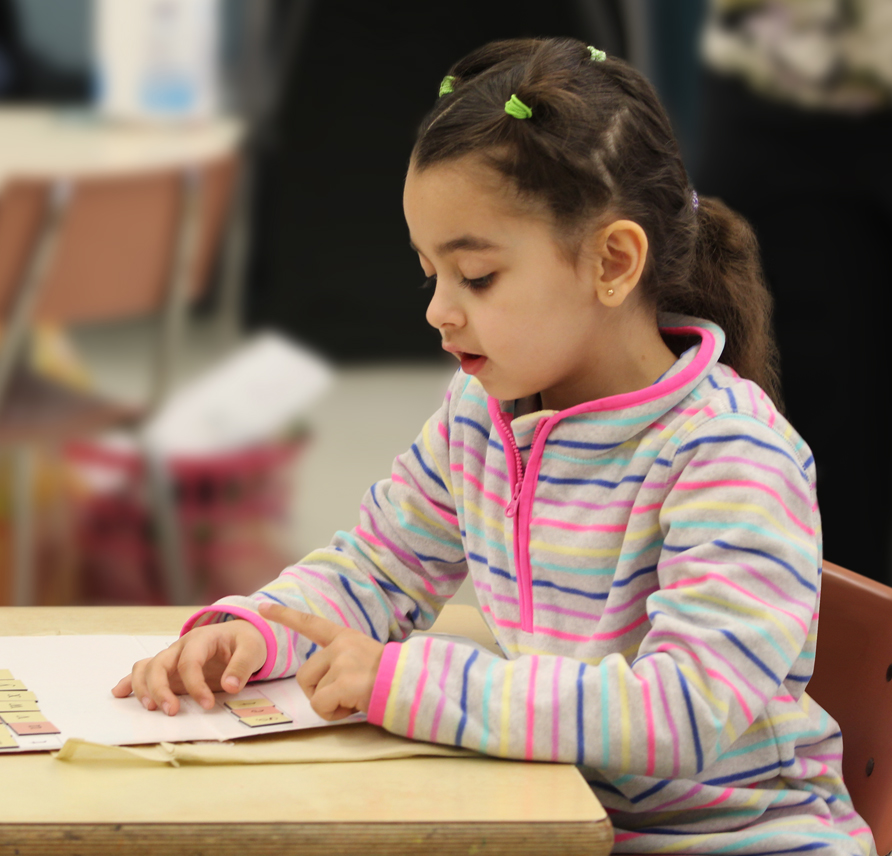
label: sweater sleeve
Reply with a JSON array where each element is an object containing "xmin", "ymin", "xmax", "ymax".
[
  {"xmin": 182, "ymin": 372, "xmax": 467, "ymax": 679},
  {"xmin": 365, "ymin": 412, "xmax": 821, "ymax": 780}
]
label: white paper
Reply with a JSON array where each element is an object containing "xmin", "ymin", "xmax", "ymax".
[
  {"xmin": 142, "ymin": 332, "xmax": 334, "ymax": 455},
  {"xmin": 0, "ymin": 635, "xmax": 361, "ymax": 753}
]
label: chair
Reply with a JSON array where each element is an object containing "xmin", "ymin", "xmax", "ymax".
[
  {"xmin": 0, "ymin": 157, "xmax": 237, "ymax": 606},
  {"xmin": 807, "ymin": 560, "xmax": 892, "ymax": 856},
  {"xmin": 619, "ymin": 560, "xmax": 890, "ymax": 856}
]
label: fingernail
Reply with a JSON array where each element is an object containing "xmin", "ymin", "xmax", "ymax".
[
  {"xmin": 141, "ymin": 696, "xmax": 151, "ymax": 710},
  {"xmin": 161, "ymin": 702, "xmax": 171, "ymax": 716},
  {"xmin": 223, "ymin": 676, "xmax": 239, "ymax": 691},
  {"xmin": 201, "ymin": 697, "xmax": 215, "ymax": 710}
]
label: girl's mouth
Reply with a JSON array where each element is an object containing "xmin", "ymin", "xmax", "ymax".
[{"xmin": 459, "ymin": 352, "xmax": 487, "ymax": 375}]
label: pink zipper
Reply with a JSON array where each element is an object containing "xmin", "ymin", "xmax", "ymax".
[
  {"xmin": 494, "ymin": 411, "xmax": 550, "ymax": 632},
  {"xmin": 505, "ymin": 482, "xmax": 523, "ymax": 518}
]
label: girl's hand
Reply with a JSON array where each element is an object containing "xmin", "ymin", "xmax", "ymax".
[
  {"xmin": 111, "ymin": 619, "xmax": 267, "ymax": 716},
  {"xmin": 258, "ymin": 602, "xmax": 384, "ymax": 721}
]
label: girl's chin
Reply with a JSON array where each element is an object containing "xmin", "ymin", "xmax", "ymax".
[{"xmin": 473, "ymin": 375, "xmax": 532, "ymax": 404}]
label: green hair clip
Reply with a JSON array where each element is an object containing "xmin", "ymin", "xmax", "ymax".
[
  {"xmin": 504, "ymin": 93, "xmax": 532, "ymax": 120},
  {"xmin": 439, "ymin": 75, "xmax": 456, "ymax": 97},
  {"xmin": 587, "ymin": 45, "xmax": 607, "ymax": 62}
]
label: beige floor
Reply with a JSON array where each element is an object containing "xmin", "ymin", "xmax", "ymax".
[{"xmin": 70, "ymin": 317, "xmax": 481, "ymax": 609}]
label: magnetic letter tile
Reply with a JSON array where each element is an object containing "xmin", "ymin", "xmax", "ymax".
[
  {"xmin": 0, "ymin": 680, "xmax": 27, "ymax": 690},
  {"xmin": 19, "ymin": 737, "xmax": 59, "ymax": 748},
  {"xmin": 224, "ymin": 696, "xmax": 270, "ymax": 710},
  {"xmin": 232, "ymin": 705, "xmax": 280, "ymax": 718},
  {"xmin": 0, "ymin": 699, "xmax": 40, "ymax": 712},
  {"xmin": 0, "ymin": 670, "xmax": 13, "ymax": 680},
  {"xmin": 1, "ymin": 711, "xmax": 47, "ymax": 724},
  {"xmin": 9, "ymin": 720, "xmax": 60, "ymax": 736},
  {"xmin": 238, "ymin": 712, "xmax": 293, "ymax": 728},
  {"xmin": 0, "ymin": 691, "xmax": 37, "ymax": 701},
  {"xmin": 0, "ymin": 726, "xmax": 18, "ymax": 749}
]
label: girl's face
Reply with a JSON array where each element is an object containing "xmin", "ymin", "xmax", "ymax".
[{"xmin": 404, "ymin": 158, "xmax": 622, "ymax": 411}]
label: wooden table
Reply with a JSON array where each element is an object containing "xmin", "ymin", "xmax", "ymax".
[{"xmin": 0, "ymin": 605, "xmax": 613, "ymax": 856}]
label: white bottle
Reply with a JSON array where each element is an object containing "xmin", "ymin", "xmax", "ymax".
[{"xmin": 94, "ymin": 0, "xmax": 221, "ymax": 123}]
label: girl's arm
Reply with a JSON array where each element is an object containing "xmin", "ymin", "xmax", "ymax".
[
  {"xmin": 365, "ymin": 412, "xmax": 820, "ymax": 782},
  {"xmin": 182, "ymin": 371, "xmax": 467, "ymax": 681}
]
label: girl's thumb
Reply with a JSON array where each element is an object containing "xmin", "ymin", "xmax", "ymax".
[
  {"xmin": 221, "ymin": 649, "xmax": 260, "ymax": 693},
  {"xmin": 222, "ymin": 674, "xmax": 242, "ymax": 692}
]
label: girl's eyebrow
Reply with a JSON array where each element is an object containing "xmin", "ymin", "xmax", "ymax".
[{"xmin": 409, "ymin": 235, "xmax": 501, "ymax": 256}]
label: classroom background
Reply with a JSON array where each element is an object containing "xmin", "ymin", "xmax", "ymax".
[{"xmin": 1, "ymin": 0, "xmax": 889, "ymax": 609}]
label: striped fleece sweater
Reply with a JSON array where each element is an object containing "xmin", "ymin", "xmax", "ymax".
[{"xmin": 185, "ymin": 315, "xmax": 873, "ymax": 856}]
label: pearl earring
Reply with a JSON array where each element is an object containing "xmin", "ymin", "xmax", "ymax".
[{"xmin": 606, "ymin": 289, "xmax": 615, "ymax": 297}]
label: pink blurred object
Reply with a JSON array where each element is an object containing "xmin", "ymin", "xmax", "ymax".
[{"xmin": 66, "ymin": 436, "xmax": 306, "ymax": 605}]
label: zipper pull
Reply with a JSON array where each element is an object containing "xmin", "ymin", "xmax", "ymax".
[{"xmin": 505, "ymin": 482, "xmax": 523, "ymax": 518}]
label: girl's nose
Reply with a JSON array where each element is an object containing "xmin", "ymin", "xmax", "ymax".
[{"xmin": 425, "ymin": 280, "xmax": 465, "ymax": 330}]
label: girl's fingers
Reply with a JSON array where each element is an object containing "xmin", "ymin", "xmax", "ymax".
[
  {"xmin": 176, "ymin": 641, "xmax": 219, "ymax": 711},
  {"xmin": 111, "ymin": 672, "xmax": 135, "ymax": 698},
  {"xmin": 258, "ymin": 603, "xmax": 343, "ymax": 647},
  {"xmin": 129, "ymin": 657, "xmax": 159, "ymax": 710},
  {"xmin": 310, "ymin": 681, "xmax": 358, "ymax": 721},
  {"xmin": 111, "ymin": 623, "xmax": 268, "ymax": 717},
  {"xmin": 143, "ymin": 647, "xmax": 188, "ymax": 715},
  {"xmin": 112, "ymin": 657, "xmax": 155, "ymax": 706},
  {"xmin": 220, "ymin": 636, "xmax": 266, "ymax": 692},
  {"xmin": 220, "ymin": 651, "xmax": 254, "ymax": 694},
  {"xmin": 295, "ymin": 645, "xmax": 333, "ymax": 698}
]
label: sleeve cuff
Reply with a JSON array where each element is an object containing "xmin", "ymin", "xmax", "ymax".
[
  {"xmin": 367, "ymin": 641, "xmax": 403, "ymax": 726},
  {"xmin": 181, "ymin": 605, "xmax": 279, "ymax": 680}
]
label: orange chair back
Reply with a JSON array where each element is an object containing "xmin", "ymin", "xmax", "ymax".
[
  {"xmin": 0, "ymin": 158, "xmax": 235, "ymax": 325},
  {"xmin": 808, "ymin": 560, "xmax": 892, "ymax": 855}
]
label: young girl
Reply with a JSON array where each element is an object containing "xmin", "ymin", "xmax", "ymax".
[{"xmin": 114, "ymin": 37, "xmax": 873, "ymax": 856}]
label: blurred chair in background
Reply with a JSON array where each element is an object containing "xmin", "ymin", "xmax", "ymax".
[
  {"xmin": 0, "ymin": 153, "xmax": 237, "ymax": 606},
  {"xmin": 696, "ymin": 0, "xmax": 892, "ymax": 584},
  {"xmin": 807, "ymin": 560, "xmax": 892, "ymax": 856}
]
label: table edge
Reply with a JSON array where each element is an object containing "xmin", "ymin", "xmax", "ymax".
[{"xmin": 0, "ymin": 818, "xmax": 614, "ymax": 856}]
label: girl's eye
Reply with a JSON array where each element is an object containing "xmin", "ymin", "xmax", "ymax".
[
  {"xmin": 420, "ymin": 273, "xmax": 495, "ymax": 291},
  {"xmin": 460, "ymin": 273, "xmax": 495, "ymax": 292}
]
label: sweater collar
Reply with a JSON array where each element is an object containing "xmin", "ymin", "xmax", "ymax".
[{"xmin": 486, "ymin": 315, "xmax": 726, "ymax": 450}]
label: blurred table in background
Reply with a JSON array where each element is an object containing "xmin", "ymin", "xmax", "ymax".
[{"xmin": 0, "ymin": 107, "xmax": 242, "ymax": 187}]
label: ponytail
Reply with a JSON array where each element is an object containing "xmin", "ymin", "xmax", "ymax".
[{"xmin": 663, "ymin": 196, "xmax": 781, "ymax": 407}]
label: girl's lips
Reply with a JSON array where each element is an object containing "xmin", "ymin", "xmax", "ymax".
[
  {"xmin": 442, "ymin": 344, "xmax": 487, "ymax": 376},
  {"xmin": 459, "ymin": 353, "xmax": 487, "ymax": 375}
]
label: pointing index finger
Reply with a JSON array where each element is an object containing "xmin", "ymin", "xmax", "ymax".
[{"xmin": 258, "ymin": 602, "xmax": 344, "ymax": 647}]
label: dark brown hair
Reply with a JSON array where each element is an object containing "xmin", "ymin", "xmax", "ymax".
[{"xmin": 412, "ymin": 37, "xmax": 781, "ymax": 404}]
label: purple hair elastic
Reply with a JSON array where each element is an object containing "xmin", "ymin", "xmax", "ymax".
[{"xmin": 692, "ymin": 190, "xmax": 700, "ymax": 213}]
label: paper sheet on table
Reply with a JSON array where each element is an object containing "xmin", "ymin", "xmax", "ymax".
[{"xmin": 0, "ymin": 634, "xmax": 363, "ymax": 753}]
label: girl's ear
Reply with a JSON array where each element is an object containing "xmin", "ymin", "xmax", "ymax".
[{"xmin": 590, "ymin": 219, "xmax": 649, "ymax": 307}]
